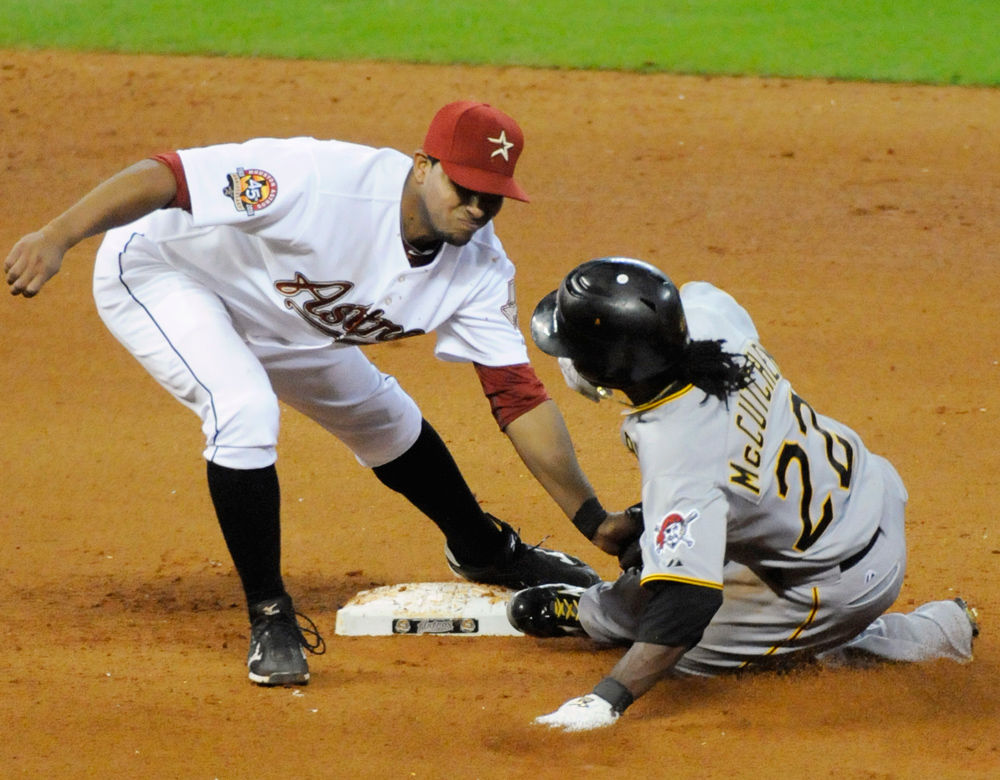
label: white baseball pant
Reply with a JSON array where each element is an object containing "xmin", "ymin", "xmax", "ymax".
[{"xmin": 92, "ymin": 228, "xmax": 423, "ymax": 471}]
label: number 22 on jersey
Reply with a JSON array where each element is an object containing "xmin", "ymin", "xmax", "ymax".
[{"xmin": 778, "ymin": 393, "xmax": 855, "ymax": 552}]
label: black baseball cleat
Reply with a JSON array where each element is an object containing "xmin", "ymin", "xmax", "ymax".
[
  {"xmin": 445, "ymin": 515, "xmax": 601, "ymax": 590},
  {"xmin": 247, "ymin": 594, "xmax": 326, "ymax": 686},
  {"xmin": 507, "ymin": 584, "xmax": 587, "ymax": 637}
]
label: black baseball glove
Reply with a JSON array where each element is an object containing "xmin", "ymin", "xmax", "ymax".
[{"xmin": 616, "ymin": 502, "xmax": 644, "ymax": 570}]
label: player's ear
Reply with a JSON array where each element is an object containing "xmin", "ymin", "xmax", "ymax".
[{"xmin": 412, "ymin": 151, "xmax": 433, "ymax": 184}]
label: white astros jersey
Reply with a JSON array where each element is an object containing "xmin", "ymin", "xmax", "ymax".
[
  {"xmin": 125, "ymin": 137, "xmax": 528, "ymax": 365},
  {"xmin": 626, "ymin": 282, "xmax": 885, "ymax": 588},
  {"xmin": 92, "ymin": 137, "xmax": 529, "ymax": 472}
]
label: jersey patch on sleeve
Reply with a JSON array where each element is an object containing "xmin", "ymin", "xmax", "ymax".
[
  {"xmin": 500, "ymin": 278, "xmax": 518, "ymax": 327},
  {"xmin": 654, "ymin": 509, "xmax": 699, "ymax": 554},
  {"xmin": 223, "ymin": 167, "xmax": 277, "ymax": 215}
]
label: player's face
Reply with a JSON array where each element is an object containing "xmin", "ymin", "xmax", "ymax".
[{"xmin": 417, "ymin": 156, "xmax": 504, "ymax": 246}]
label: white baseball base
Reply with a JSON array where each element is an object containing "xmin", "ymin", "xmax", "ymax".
[{"xmin": 335, "ymin": 582, "xmax": 524, "ymax": 636}]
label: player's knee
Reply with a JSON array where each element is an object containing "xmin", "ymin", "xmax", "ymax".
[
  {"xmin": 211, "ymin": 392, "xmax": 280, "ymax": 452},
  {"xmin": 328, "ymin": 387, "xmax": 423, "ymax": 468}
]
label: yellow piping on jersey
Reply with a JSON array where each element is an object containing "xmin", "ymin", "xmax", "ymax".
[
  {"xmin": 641, "ymin": 573, "xmax": 723, "ymax": 590},
  {"xmin": 739, "ymin": 586, "xmax": 820, "ymax": 668},
  {"xmin": 627, "ymin": 383, "xmax": 695, "ymax": 415}
]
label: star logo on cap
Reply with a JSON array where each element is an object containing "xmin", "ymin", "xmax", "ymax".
[{"xmin": 488, "ymin": 130, "xmax": 514, "ymax": 160}]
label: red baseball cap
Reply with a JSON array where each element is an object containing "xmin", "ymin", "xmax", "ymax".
[{"xmin": 422, "ymin": 101, "xmax": 529, "ymax": 202}]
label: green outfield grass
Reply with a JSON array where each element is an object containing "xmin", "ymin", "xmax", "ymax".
[{"xmin": 3, "ymin": 0, "xmax": 997, "ymax": 85}]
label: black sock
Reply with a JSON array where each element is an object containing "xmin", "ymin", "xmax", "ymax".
[
  {"xmin": 206, "ymin": 461, "xmax": 286, "ymax": 612},
  {"xmin": 372, "ymin": 419, "xmax": 503, "ymax": 565}
]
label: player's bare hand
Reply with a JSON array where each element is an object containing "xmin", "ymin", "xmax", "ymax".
[
  {"xmin": 4, "ymin": 230, "xmax": 66, "ymax": 297},
  {"xmin": 589, "ymin": 503, "xmax": 644, "ymax": 556}
]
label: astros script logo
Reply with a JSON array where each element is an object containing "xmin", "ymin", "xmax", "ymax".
[
  {"xmin": 654, "ymin": 509, "xmax": 699, "ymax": 553},
  {"xmin": 274, "ymin": 273, "xmax": 425, "ymax": 344},
  {"xmin": 224, "ymin": 167, "xmax": 277, "ymax": 215}
]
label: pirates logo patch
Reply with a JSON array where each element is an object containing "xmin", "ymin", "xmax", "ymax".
[
  {"xmin": 224, "ymin": 167, "xmax": 277, "ymax": 215},
  {"xmin": 654, "ymin": 509, "xmax": 699, "ymax": 553}
]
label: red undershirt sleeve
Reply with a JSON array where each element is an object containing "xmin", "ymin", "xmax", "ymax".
[
  {"xmin": 149, "ymin": 151, "xmax": 191, "ymax": 212},
  {"xmin": 473, "ymin": 363, "xmax": 551, "ymax": 431}
]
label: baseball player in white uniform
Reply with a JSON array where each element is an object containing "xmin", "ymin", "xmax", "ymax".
[
  {"xmin": 4, "ymin": 102, "xmax": 618, "ymax": 686},
  {"xmin": 506, "ymin": 257, "xmax": 979, "ymax": 731}
]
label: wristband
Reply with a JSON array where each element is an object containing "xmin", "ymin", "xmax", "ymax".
[
  {"xmin": 572, "ymin": 497, "xmax": 607, "ymax": 540},
  {"xmin": 592, "ymin": 677, "xmax": 635, "ymax": 714}
]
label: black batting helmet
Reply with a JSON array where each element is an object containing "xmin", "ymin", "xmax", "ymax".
[{"xmin": 531, "ymin": 257, "xmax": 689, "ymax": 390}]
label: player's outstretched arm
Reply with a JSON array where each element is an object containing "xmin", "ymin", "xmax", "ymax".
[
  {"xmin": 534, "ymin": 642, "xmax": 686, "ymax": 732},
  {"xmin": 503, "ymin": 399, "xmax": 634, "ymax": 553},
  {"xmin": 4, "ymin": 158, "xmax": 177, "ymax": 297},
  {"xmin": 503, "ymin": 399, "xmax": 603, "ymax": 521},
  {"xmin": 606, "ymin": 641, "xmax": 687, "ymax": 700}
]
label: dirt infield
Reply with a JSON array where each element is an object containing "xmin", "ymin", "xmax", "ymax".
[{"xmin": 2, "ymin": 49, "xmax": 997, "ymax": 778}]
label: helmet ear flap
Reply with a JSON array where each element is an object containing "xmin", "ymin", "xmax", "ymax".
[{"xmin": 529, "ymin": 290, "xmax": 563, "ymax": 357}]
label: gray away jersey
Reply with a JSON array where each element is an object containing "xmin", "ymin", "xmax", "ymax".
[{"xmin": 625, "ymin": 282, "xmax": 884, "ymax": 590}]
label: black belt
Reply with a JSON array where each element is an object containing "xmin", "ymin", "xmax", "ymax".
[{"xmin": 839, "ymin": 527, "xmax": 883, "ymax": 572}]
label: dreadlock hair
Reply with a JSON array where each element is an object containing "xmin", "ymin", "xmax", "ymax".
[
  {"xmin": 624, "ymin": 338, "xmax": 755, "ymax": 407},
  {"xmin": 675, "ymin": 338, "xmax": 756, "ymax": 403}
]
